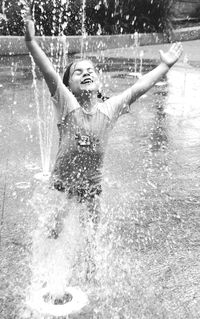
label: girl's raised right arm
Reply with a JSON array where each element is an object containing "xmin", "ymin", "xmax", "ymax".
[{"xmin": 25, "ymin": 19, "xmax": 58, "ymax": 97}]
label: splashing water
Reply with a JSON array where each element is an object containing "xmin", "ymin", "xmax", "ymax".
[{"xmin": 25, "ymin": 184, "xmax": 90, "ymax": 316}]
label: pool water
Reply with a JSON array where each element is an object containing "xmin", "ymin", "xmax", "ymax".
[{"xmin": 1, "ymin": 54, "xmax": 200, "ymax": 318}]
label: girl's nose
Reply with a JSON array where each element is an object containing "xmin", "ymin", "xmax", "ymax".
[{"xmin": 82, "ymin": 70, "xmax": 90, "ymax": 77}]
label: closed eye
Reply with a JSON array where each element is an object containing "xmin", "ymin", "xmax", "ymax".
[
  {"xmin": 88, "ymin": 68, "xmax": 95, "ymax": 74},
  {"xmin": 73, "ymin": 69, "xmax": 82, "ymax": 75}
]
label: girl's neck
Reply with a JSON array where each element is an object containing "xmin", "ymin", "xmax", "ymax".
[{"xmin": 77, "ymin": 92, "xmax": 98, "ymax": 112}]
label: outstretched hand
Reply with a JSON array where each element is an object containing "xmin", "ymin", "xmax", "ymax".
[
  {"xmin": 159, "ymin": 42, "xmax": 183, "ymax": 68},
  {"xmin": 25, "ymin": 19, "xmax": 35, "ymax": 41}
]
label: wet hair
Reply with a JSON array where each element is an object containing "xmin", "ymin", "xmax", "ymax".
[
  {"xmin": 63, "ymin": 62, "xmax": 74, "ymax": 88},
  {"xmin": 62, "ymin": 60, "xmax": 109, "ymax": 101}
]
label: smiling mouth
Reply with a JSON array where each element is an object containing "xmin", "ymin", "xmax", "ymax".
[{"xmin": 81, "ymin": 78, "xmax": 93, "ymax": 84}]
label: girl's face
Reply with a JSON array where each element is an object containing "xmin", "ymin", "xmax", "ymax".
[{"xmin": 68, "ymin": 60, "xmax": 100, "ymax": 96}]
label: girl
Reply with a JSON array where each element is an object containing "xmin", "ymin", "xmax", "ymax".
[{"xmin": 25, "ymin": 19, "xmax": 183, "ymax": 234}]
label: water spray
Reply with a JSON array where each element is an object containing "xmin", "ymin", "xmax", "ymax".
[
  {"xmin": 80, "ymin": 0, "xmax": 87, "ymax": 58},
  {"xmin": 139, "ymin": 50, "xmax": 144, "ymax": 75},
  {"xmin": 182, "ymin": 54, "xmax": 189, "ymax": 117},
  {"xmin": 128, "ymin": 31, "xmax": 142, "ymax": 79},
  {"xmin": 30, "ymin": 55, "xmax": 54, "ymax": 181}
]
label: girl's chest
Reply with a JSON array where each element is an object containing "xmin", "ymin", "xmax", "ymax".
[
  {"xmin": 60, "ymin": 110, "xmax": 111, "ymax": 152},
  {"xmin": 66, "ymin": 109, "xmax": 110, "ymax": 135}
]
